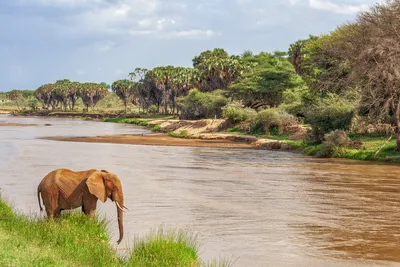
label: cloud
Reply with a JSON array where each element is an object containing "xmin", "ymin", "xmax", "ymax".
[
  {"xmin": 25, "ymin": 0, "xmax": 216, "ymax": 41},
  {"xmin": 308, "ymin": 0, "xmax": 370, "ymax": 14},
  {"xmin": 18, "ymin": 0, "xmax": 103, "ymax": 8},
  {"xmin": 167, "ymin": 29, "xmax": 218, "ymax": 39},
  {"xmin": 93, "ymin": 41, "xmax": 115, "ymax": 52}
]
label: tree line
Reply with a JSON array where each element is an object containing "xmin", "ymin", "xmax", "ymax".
[{"xmin": 4, "ymin": 0, "xmax": 400, "ymax": 149}]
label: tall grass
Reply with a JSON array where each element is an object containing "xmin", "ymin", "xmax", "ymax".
[
  {"xmin": 0, "ymin": 197, "xmax": 122, "ymax": 266},
  {"xmin": 0, "ymin": 197, "xmax": 231, "ymax": 266},
  {"xmin": 129, "ymin": 228, "xmax": 200, "ymax": 266}
]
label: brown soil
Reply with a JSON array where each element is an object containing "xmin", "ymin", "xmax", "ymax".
[
  {"xmin": 42, "ymin": 134, "xmax": 255, "ymax": 149},
  {"xmin": 0, "ymin": 123, "xmax": 37, "ymax": 127}
]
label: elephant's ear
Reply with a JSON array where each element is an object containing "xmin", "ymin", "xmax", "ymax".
[
  {"xmin": 86, "ymin": 172, "xmax": 107, "ymax": 203},
  {"xmin": 100, "ymin": 169, "xmax": 110, "ymax": 173}
]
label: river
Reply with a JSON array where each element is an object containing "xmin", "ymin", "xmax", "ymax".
[{"xmin": 1, "ymin": 114, "xmax": 400, "ymax": 267}]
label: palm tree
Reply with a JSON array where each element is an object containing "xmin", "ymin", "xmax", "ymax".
[{"xmin": 111, "ymin": 79, "xmax": 136, "ymax": 113}]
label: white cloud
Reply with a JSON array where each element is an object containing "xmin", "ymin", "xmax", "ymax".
[
  {"xmin": 94, "ymin": 41, "xmax": 115, "ymax": 52},
  {"xmin": 308, "ymin": 0, "xmax": 370, "ymax": 14},
  {"xmin": 43, "ymin": 0, "xmax": 216, "ymax": 40},
  {"xmin": 19, "ymin": 0, "xmax": 104, "ymax": 7},
  {"xmin": 167, "ymin": 29, "xmax": 218, "ymax": 39}
]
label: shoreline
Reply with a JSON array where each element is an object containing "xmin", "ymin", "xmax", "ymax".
[
  {"xmin": 41, "ymin": 133, "xmax": 292, "ymax": 150},
  {"xmin": 7, "ymin": 112, "xmax": 400, "ymax": 163}
]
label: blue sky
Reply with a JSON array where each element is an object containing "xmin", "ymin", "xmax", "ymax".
[{"xmin": 0, "ymin": 0, "xmax": 379, "ymax": 91}]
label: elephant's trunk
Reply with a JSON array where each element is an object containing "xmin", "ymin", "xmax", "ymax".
[
  {"xmin": 116, "ymin": 202, "xmax": 124, "ymax": 244},
  {"xmin": 114, "ymin": 193, "xmax": 124, "ymax": 244}
]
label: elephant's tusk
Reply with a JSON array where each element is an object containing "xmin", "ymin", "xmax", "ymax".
[
  {"xmin": 123, "ymin": 205, "xmax": 129, "ymax": 210},
  {"xmin": 116, "ymin": 202, "xmax": 126, "ymax": 213}
]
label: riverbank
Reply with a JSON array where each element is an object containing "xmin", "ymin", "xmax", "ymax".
[
  {"xmin": 7, "ymin": 111, "xmax": 400, "ymax": 163},
  {"xmin": 43, "ymin": 133, "xmax": 296, "ymax": 150},
  {"xmin": 100, "ymin": 117, "xmax": 400, "ymax": 163},
  {"xmin": 0, "ymin": 197, "xmax": 227, "ymax": 266},
  {"xmin": 43, "ymin": 117, "xmax": 298, "ymax": 151}
]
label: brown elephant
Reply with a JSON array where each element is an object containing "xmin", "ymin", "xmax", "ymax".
[{"xmin": 37, "ymin": 168, "xmax": 127, "ymax": 244}]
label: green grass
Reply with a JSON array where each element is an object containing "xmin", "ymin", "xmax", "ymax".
[
  {"xmin": 103, "ymin": 118, "xmax": 149, "ymax": 126},
  {"xmin": 0, "ymin": 197, "xmax": 122, "ymax": 266},
  {"xmin": 151, "ymin": 124, "xmax": 161, "ymax": 132},
  {"xmin": 167, "ymin": 130, "xmax": 190, "ymax": 138},
  {"xmin": 129, "ymin": 228, "xmax": 200, "ymax": 267},
  {"xmin": 0, "ymin": 197, "xmax": 230, "ymax": 266},
  {"xmin": 300, "ymin": 134, "xmax": 400, "ymax": 162}
]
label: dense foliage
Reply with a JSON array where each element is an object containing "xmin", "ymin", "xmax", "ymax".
[{"xmin": 2, "ymin": 0, "xmax": 399, "ymax": 149}]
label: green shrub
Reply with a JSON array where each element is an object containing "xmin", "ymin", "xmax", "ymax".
[
  {"xmin": 304, "ymin": 94, "xmax": 355, "ymax": 142},
  {"xmin": 152, "ymin": 124, "xmax": 161, "ymax": 132},
  {"xmin": 167, "ymin": 130, "xmax": 190, "ymax": 138},
  {"xmin": 227, "ymin": 126, "xmax": 241, "ymax": 132},
  {"xmin": 177, "ymin": 89, "xmax": 229, "ymax": 120},
  {"xmin": 27, "ymin": 99, "xmax": 40, "ymax": 111},
  {"xmin": 255, "ymin": 108, "xmax": 298, "ymax": 135},
  {"xmin": 148, "ymin": 105, "xmax": 158, "ymax": 114},
  {"xmin": 222, "ymin": 102, "xmax": 257, "ymax": 123}
]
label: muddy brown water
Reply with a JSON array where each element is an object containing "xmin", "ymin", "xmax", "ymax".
[{"xmin": 1, "ymin": 114, "xmax": 400, "ymax": 267}]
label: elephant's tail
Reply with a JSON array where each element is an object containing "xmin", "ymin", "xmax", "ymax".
[{"xmin": 37, "ymin": 185, "xmax": 43, "ymax": 212}]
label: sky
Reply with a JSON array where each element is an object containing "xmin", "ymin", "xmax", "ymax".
[{"xmin": 0, "ymin": 0, "xmax": 379, "ymax": 91}]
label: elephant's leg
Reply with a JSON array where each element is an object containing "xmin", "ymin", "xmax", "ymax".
[
  {"xmin": 41, "ymin": 191, "xmax": 59, "ymax": 219},
  {"xmin": 54, "ymin": 208, "xmax": 62, "ymax": 219},
  {"xmin": 82, "ymin": 205, "xmax": 96, "ymax": 218},
  {"xmin": 82, "ymin": 195, "xmax": 98, "ymax": 218}
]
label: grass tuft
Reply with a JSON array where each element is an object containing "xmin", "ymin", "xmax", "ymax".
[{"xmin": 129, "ymin": 228, "xmax": 200, "ymax": 266}]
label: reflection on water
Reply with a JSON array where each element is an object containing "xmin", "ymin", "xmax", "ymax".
[{"xmin": 1, "ymin": 114, "xmax": 400, "ymax": 267}]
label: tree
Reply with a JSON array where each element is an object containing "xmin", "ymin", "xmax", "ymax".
[
  {"xmin": 229, "ymin": 52, "xmax": 303, "ymax": 109},
  {"xmin": 177, "ymin": 89, "xmax": 229, "ymax": 119},
  {"xmin": 6, "ymin": 90, "xmax": 23, "ymax": 111},
  {"xmin": 332, "ymin": 0, "xmax": 400, "ymax": 149},
  {"xmin": 111, "ymin": 79, "xmax": 136, "ymax": 113},
  {"xmin": 78, "ymin": 83, "xmax": 108, "ymax": 111},
  {"xmin": 35, "ymin": 84, "xmax": 56, "ymax": 110},
  {"xmin": 288, "ymin": 34, "xmax": 353, "ymax": 96},
  {"xmin": 193, "ymin": 48, "xmax": 253, "ymax": 92}
]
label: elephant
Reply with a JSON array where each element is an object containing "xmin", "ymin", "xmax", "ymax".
[{"xmin": 37, "ymin": 168, "xmax": 127, "ymax": 244}]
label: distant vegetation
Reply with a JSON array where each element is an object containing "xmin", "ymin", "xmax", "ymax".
[{"xmin": 2, "ymin": 0, "xmax": 399, "ymax": 157}]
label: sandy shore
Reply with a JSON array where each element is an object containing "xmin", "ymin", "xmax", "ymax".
[{"xmin": 42, "ymin": 134, "xmax": 256, "ymax": 149}]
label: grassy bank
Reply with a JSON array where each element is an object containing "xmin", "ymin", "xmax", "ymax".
[
  {"xmin": 301, "ymin": 134, "xmax": 400, "ymax": 163},
  {"xmin": 0, "ymin": 197, "xmax": 228, "ymax": 266},
  {"xmin": 103, "ymin": 117, "xmax": 400, "ymax": 164},
  {"xmin": 243, "ymin": 131, "xmax": 400, "ymax": 163}
]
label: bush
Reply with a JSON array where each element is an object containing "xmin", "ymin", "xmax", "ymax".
[
  {"xmin": 227, "ymin": 126, "xmax": 241, "ymax": 132},
  {"xmin": 350, "ymin": 116, "xmax": 394, "ymax": 135},
  {"xmin": 222, "ymin": 102, "xmax": 257, "ymax": 123},
  {"xmin": 27, "ymin": 99, "xmax": 39, "ymax": 111},
  {"xmin": 324, "ymin": 130, "xmax": 350, "ymax": 147},
  {"xmin": 313, "ymin": 130, "xmax": 350, "ymax": 158},
  {"xmin": 167, "ymin": 130, "xmax": 189, "ymax": 138},
  {"xmin": 177, "ymin": 89, "xmax": 229, "ymax": 120},
  {"xmin": 255, "ymin": 108, "xmax": 298, "ymax": 135},
  {"xmin": 304, "ymin": 94, "xmax": 355, "ymax": 142},
  {"xmin": 148, "ymin": 105, "xmax": 158, "ymax": 114},
  {"xmin": 152, "ymin": 124, "xmax": 161, "ymax": 132}
]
